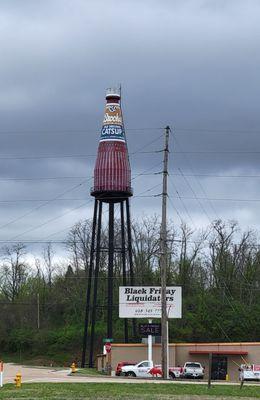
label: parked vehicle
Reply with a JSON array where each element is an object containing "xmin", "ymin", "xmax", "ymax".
[
  {"xmin": 182, "ymin": 362, "xmax": 204, "ymax": 379},
  {"xmin": 169, "ymin": 367, "xmax": 183, "ymax": 379},
  {"xmin": 115, "ymin": 361, "xmax": 137, "ymax": 376},
  {"xmin": 149, "ymin": 366, "xmax": 183, "ymax": 379},
  {"xmin": 239, "ymin": 364, "xmax": 260, "ymax": 381},
  {"xmin": 121, "ymin": 360, "xmax": 182, "ymax": 379},
  {"xmin": 121, "ymin": 360, "xmax": 154, "ymax": 377}
]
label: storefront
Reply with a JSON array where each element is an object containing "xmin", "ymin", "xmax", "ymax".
[{"xmin": 97, "ymin": 342, "xmax": 260, "ymax": 381}]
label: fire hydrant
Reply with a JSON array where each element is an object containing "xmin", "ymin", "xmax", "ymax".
[
  {"xmin": 14, "ymin": 373, "xmax": 22, "ymax": 388},
  {"xmin": 70, "ymin": 362, "xmax": 76, "ymax": 373}
]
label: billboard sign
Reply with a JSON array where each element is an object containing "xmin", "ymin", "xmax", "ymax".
[{"xmin": 119, "ymin": 286, "xmax": 182, "ymax": 319}]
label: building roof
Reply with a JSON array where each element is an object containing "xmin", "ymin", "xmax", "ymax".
[{"xmin": 189, "ymin": 350, "xmax": 248, "ymax": 355}]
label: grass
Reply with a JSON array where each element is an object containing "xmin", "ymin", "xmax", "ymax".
[
  {"xmin": 76, "ymin": 368, "xmax": 106, "ymax": 376},
  {"xmin": 0, "ymin": 352, "xmax": 77, "ymax": 367},
  {"xmin": 0, "ymin": 383, "xmax": 259, "ymax": 399}
]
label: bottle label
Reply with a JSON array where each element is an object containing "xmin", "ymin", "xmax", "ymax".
[{"xmin": 100, "ymin": 104, "xmax": 125, "ymax": 141}]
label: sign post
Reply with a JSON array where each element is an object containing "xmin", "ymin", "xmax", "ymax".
[
  {"xmin": 103, "ymin": 339, "xmax": 113, "ymax": 376},
  {"xmin": 0, "ymin": 361, "xmax": 3, "ymax": 388},
  {"xmin": 208, "ymin": 353, "xmax": 212, "ymax": 389},
  {"xmin": 148, "ymin": 319, "xmax": 153, "ymax": 363}
]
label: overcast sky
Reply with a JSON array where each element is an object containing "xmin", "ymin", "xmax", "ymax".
[{"xmin": 0, "ymin": 0, "xmax": 260, "ymax": 257}]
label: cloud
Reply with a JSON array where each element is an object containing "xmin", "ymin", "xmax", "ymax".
[{"xmin": 0, "ymin": 0, "xmax": 259, "ymax": 255}]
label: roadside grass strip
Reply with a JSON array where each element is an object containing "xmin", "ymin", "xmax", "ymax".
[{"xmin": 0, "ymin": 383, "xmax": 259, "ymax": 399}]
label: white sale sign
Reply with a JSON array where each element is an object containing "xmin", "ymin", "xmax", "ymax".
[{"xmin": 119, "ymin": 286, "xmax": 182, "ymax": 319}]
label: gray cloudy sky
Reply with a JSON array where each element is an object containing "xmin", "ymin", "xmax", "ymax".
[{"xmin": 0, "ymin": 0, "xmax": 260, "ymax": 256}]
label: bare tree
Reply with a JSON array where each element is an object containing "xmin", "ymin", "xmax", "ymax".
[
  {"xmin": 173, "ymin": 223, "xmax": 207, "ymax": 292},
  {"xmin": 66, "ymin": 220, "xmax": 92, "ymax": 274},
  {"xmin": 43, "ymin": 243, "xmax": 56, "ymax": 288},
  {"xmin": 132, "ymin": 215, "xmax": 161, "ymax": 284},
  {"xmin": 0, "ymin": 243, "xmax": 28, "ymax": 302}
]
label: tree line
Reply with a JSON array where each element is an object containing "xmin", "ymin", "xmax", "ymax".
[{"xmin": 0, "ymin": 216, "xmax": 259, "ymax": 363}]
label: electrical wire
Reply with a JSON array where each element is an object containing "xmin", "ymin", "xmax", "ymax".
[
  {"xmin": 6, "ymin": 188, "xmax": 162, "ymax": 241},
  {"xmin": 173, "ymin": 151, "xmax": 260, "ymax": 154},
  {"xmin": 0, "ymin": 150, "xmax": 159, "ymax": 161},
  {"xmin": 177, "ymin": 167, "xmax": 212, "ymax": 224},
  {"xmin": 172, "ymin": 135, "xmax": 219, "ymax": 221},
  {"xmin": 0, "ymin": 179, "xmax": 92, "ymax": 232},
  {"xmin": 174, "ymin": 127, "xmax": 260, "ymax": 134},
  {"xmin": 170, "ymin": 196, "xmax": 260, "ymax": 202},
  {"xmin": 168, "ymin": 178, "xmax": 196, "ymax": 229},
  {"xmin": 0, "ymin": 127, "xmax": 163, "ymax": 136},
  {"xmin": 168, "ymin": 195, "xmax": 183, "ymax": 225},
  {"xmin": 1, "ymin": 126, "xmax": 260, "ymax": 136},
  {"xmin": 170, "ymin": 173, "xmax": 260, "ymax": 179}
]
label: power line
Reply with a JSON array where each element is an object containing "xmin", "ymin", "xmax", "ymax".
[
  {"xmin": 168, "ymin": 194, "xmax": 183, "ymax": 225},
  {"xmin": 175, "ymin": 127, "xmax": 260, "ymax": 134},
  {"xmin": 1, "ymin": 126, "xmax": 260, "ymax": 135},
  {"xmin": 1, "ymin": 150, "xmax": 260, "ymax": 162},
  {"xmin": 171, "ymin": 195, "xmax": 260, "ymax": 203},
  {"xmin": 172, "ymin": 135, "xmax": 219, "ymax": 221},
  {"xmin": 0, "ymin": 134, "xmax": 164, "ymax": 170},
  {"xmin": 0, "ymin": 134, "xmax": 163, "ymax": 235},
  {"xmin": 2, "ymin": 171, "xmax": 259, "ymax": 183},
  {"xmin": 177, "ymin": 167, "xmax": 212, "ymax": 224},
  {"xmin": 171, "ymin": 172, "xmax": 260, "ymax": 179},
  {"xmin": 0, "ymin": 176, "xmax": 89, "ymax": 182},
  {"xmin": 5, "ymin": 184, "xmax": 162, "ymax": 241},
  {"xmin": 0, "ymin": 179, "xmax": 91, "ymax": 232},
  {"xmin": 8, "ymin": 201, "xmax": 91, "ymax": 241},
  {"xmin": 132, "ymin": 161, "xmax": 163, "ymax": 181},
  {"xmin": 168, "ymin": 179, "xmax": 196, "ymax": 229},
  {"xmin": 173, "ymin": 151, "xmax": 260, "ymax": 154},
  {"xmin": 0, "ymin": 127, "xmax": 163, "ymax": 136},
  {"xmin": 0, "ymin": 236, "xmax": 259, "ymax": 249},
  {"xmin": 0, "ymin": 170, "xmax": 161, "ymax": 183},
  {"xmin": 0, "ymin": 150, "xmax": 159, "ymax": 161},
  {"xmin": 36, "ymin": 163, "xmax": 165, "ymax": 241},
  {"xmin": 131, "ymin": 133, "xmax": 164, "ymax": 154}
]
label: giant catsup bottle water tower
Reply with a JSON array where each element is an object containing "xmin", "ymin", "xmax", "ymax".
[
  {"xmin": 81, "ymin": 88, "xmax": 135, "ymax": 368},
  {"xmin": 92, "ymin": 88, "xmax": 132, "ymax": 198}
]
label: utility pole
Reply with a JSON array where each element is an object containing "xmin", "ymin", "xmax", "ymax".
[
  {"xmin": 161, "ymin": 125, "xmax": 170, "ymax": 379},
  {"xmin": 37, "ymin": 293, "xmax": 40, "ymax": 330}
]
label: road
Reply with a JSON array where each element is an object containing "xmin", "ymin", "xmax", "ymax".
[{"xmin": 2, "ymin": 363, "xmax": 260, "ymax": 386}]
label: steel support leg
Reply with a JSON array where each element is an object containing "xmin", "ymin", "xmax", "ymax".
[
  {"xmin": 81, "ymin": 199, "xmax": 98, "ymax": 368},
  {"xmin": 89, "ymin": 201, "xmax": 102, "ymax": 367},
  {"xmin": 120, "ymin": 201, "xmax": 128, "ymax": 343},
  {"xmin": 126, "ymin": 198, "xmax": 136, "ymax": 338},
  {"xmin": 107, "ymin": 202, "xmax": 114, "ymax": 338}
]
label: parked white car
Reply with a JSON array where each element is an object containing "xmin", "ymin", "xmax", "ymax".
[
  {"xmin": 182, "ymin": 362, "xmax": 204, "ymax": 379},
  {"xmin": 239, "ymin": 364, "xmax": 260, "ymax": 381},
  {"xmin": 121, "ymin": 360, "xmax": 183, "ymax": 379},
  {"xmin": 121, "ymin": 360, "xmax": 154, "ymax": 377}
]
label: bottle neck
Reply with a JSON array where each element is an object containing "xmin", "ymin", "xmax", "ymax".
[{"xmin": 106, "ymin": 95, "xmax": 120, "ymax": 104}]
